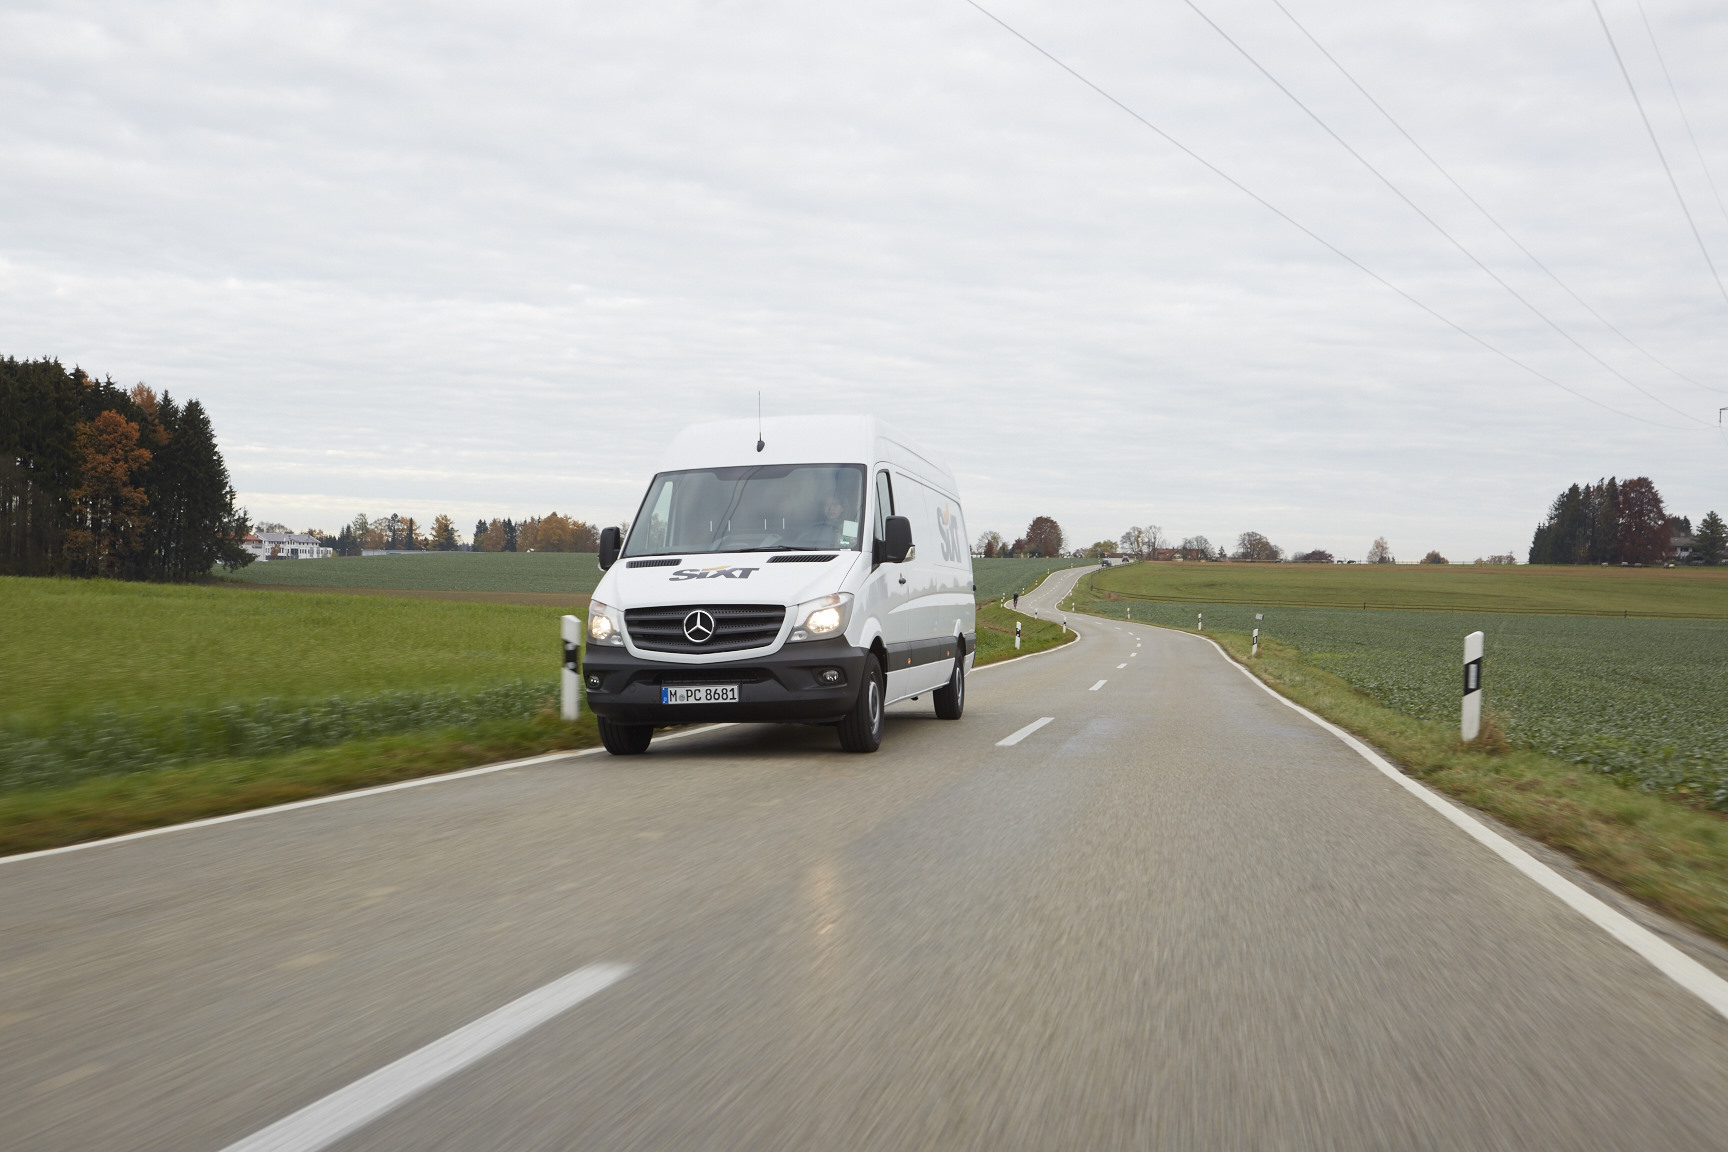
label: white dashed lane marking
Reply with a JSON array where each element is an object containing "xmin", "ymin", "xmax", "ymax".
[
  {"xmin": 1117, "ymin": 663, "xmax": 1126, "ymax": 669},
  {"xmin": 219, "ymin": 964, "xmax": 632, "ymax": 1152},
  {"xmin": 997, "ymin": 717, "xmax": 1055, "ymax": 747},
  {"xmin": 1089, "ymin": 680, "xmax": 1107, "ymax": 691}
]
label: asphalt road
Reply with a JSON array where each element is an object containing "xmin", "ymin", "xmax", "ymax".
[{"xmin": 7, "ymin": 564, "xmax": 1728, "ymax": 1150}]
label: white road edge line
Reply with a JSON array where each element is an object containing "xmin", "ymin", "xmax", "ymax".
[
  {"xmin": 996, "ymin": 717, "xmax": 1055, "ymax": 746},
  {"xmin": 1, "ymin": 726, "xmax": 738, "ymax": 866},
  {"xmin": 1089, "ymin": 680, "xmax": 1107, "ymax": 691},
  {"xmin": 218, "ymin": 963, "xmax": 632, "ymax": 1152},
  {"xmin": 1177, "ymin": 627, "xmax": 1728, "ymax": 1024}
]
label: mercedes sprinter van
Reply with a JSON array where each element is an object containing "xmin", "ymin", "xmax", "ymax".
[{"xmin": 583, "ymin": 416, "xmax": 975, "ymax": 754}]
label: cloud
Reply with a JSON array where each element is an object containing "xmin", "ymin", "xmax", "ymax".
[{"xmin": 2, "ymin": 0, "xmax": 1725, "ymax": 560}]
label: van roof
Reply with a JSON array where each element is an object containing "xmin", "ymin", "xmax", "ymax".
[{"xmin": 658, "ymin": 416, "xmax": 958, "ymax": 495}]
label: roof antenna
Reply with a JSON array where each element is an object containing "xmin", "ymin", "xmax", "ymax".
[{"xmin": 756, "ymin": 391, "xmax": 765, "ymax": 453}]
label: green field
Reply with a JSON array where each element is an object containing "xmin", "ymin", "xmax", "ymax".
[
  {"xmin": 971, "ymin": 556, "xmax": 1094, "ymax": 602},
  {"xmin": 1088, "ymin": 559, "xmax": 1728, "ymax": 618},
  {"xmin": 218, "ymin": 551, "xmax": 603, "ymax": 593},
  {"xmin": 1, "ymin": 577, "xmax": 582, "ymax": 798}
]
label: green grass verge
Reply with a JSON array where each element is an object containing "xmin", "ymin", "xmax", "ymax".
[
  {"xmin": 1090, "ymin": 558, "xmax": 1728, "ymax": 618},
  {"xmin": 1064, "ymin": 585, "xmax": 1728, "ymax": 945},
  {"xmin": 0, "ymin": 713, "xmax": 597, "ymax": 857},
  {"xmin": 215, "ymin": 550, "xmax": 604, "ymax": 593},
  {"xmin": 974, "ymin": 602, "xmax": 1075, "ymax": 665}
]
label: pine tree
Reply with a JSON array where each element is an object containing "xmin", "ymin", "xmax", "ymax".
[
  {"xmin": 432, "ymin": 515, "xmax": 459, "ymax": 551},
  {"xmin": 1693, "ymin": 511, "xmax": 1726, "ymax": 565},
  {"xmin": 503, "ymin": 518, "xmax": 517, "ymax": 552},
  {"xmin": 473, "ymin": 519, "xmax": 488, "ymax": 548}
]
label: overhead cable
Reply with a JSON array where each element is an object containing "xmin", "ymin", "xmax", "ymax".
[
  {"xmin": 957, "ymin": 0, "xmax": 1689, "ymax": 430},
  {"xmin": 1270, "ymin": 0, "xmax": 1725, "ymax": 398},
  {"xmin": 1180, "ymin": 0, "xmax": 1709, "ymax": 424},
  {"xmin": 1588, "ymin": 0, "xmax": 1728, "ymax": 311},
  {"xmin": 1635, "ymin": 0, "xmax": 1728, "ymax": 231}
]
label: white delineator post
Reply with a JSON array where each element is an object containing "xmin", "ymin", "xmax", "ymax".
[
  {"xmin": 1252, "ymin": 613, "xmax": 1262, "ymax": 657},
  {"xmin": 1015, "ymin": 621, "xmax": 1022, "ymax": 650},
  {"xmin": 561, "ymin": 615, "xmax": 584, "ymax": 722},
  {"xmin": 1197, "ymin": 612, "xmax": 1203, "ymax": 632},
  {"xmin": 1461, "ymin": 630, "xmax": 1484, "ymax": 741}
]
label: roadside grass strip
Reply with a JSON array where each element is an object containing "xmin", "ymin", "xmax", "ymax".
[
  {"xmin": 219, "ymin": 964, "xmax": 632, "ymax": 1152},
  {"xmin": 0, "ymin": 682, "xmax": 558, "ymax": 794},
  {"xmin": 997, "ymin": 718, "xmax": 1055, "ymax": 747}
]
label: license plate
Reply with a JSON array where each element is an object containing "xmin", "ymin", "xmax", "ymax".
[{"xmin": 661, "ymin": 684, "xmax": 739, "ymax": 704}]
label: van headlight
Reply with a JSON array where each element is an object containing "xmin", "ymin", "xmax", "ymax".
[
  {"xmin": 587, "ymin": 600, "xmax": 626, "ymax": 646},
  {"xmin": 788, "ymin": 592, "xmax": 852, "ymax": 642}
]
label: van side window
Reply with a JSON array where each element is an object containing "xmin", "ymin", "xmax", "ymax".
[{"xmin": 873, "ymin": 470, "xmax": 894, "ymax": 565}]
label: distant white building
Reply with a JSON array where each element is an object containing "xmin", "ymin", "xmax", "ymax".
[{"xmin": 243, "ymin": 532, "xmax": 332, "ymax": 561}]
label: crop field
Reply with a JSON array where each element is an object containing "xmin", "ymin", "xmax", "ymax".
[
  {"xmin": 1, "ymin": 577, "xmax": 575, "ymax": 793},
  {"xmin": 1088, "ymin": 558, "xmax": 1728, "ymax": 618},
  {"xmin": 218, "ymin": 550, "xmax": 603, "ymax": 594},
  {"xmin": 972, "ymin": 556, "xmax": 1094, "ymax": 602},
  {"xmin": 1073, "ymin": 585, "xmax": 1728, "ymax": 807}
]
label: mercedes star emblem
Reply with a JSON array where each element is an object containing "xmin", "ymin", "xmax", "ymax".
[{"xmin": 682, "ymin": 609, "xmax": 716, "ymax": 644}]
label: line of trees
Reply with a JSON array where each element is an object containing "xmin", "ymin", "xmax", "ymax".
[
  {"xmin": 974, "ymin": 516, "xmax": 1065, "ymax": 558},
  {"xmin": 322, "ymin": 512, "xmax": 602, "ymax": 555},
  {"xmin": 1, "ymin": 357, "xmax": 251, "ymax": 580},
  {"xmin": 1528, "ymin": 477, "xmax": 1681, "ymax": 565}
]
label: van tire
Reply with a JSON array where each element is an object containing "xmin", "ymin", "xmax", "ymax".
[
  {"xmin": 598, "ymin": 717, "xmax": 654, "ymax": 755},
  {"xmin": 932, "ymin": 654, "xmax": 965, "ymax": 720},
  {"xmin": 837, "ymin": 653, "xmax": 885, "ymax": 753}
]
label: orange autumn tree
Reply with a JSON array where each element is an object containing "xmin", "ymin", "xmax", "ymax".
[{"xmin": 66, "ymin": 409, "xmax": 152, "ymax": 576}]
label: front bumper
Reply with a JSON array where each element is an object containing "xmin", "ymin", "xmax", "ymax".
[{"xmin": 581, "ymin": 637, "xmax": 868, "ymax": 725}]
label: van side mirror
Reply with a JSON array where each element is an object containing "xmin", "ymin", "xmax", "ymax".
[
  {"xmin": 883, "ymin": 516, "xmax": 913, "ymax": 564},
  {"xmin": 598, "ymin": 526, "xmax": 621, "ymax": 570}
]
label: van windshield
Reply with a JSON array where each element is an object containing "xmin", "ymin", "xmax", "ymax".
[{"xmin": 623, "ymin": 464, "xmax": 867, "ymax": 556}]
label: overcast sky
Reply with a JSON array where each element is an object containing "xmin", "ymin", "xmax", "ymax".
[{"xmin": 4, "ymin": 0, "xmax": 1726, "ymax": 560}]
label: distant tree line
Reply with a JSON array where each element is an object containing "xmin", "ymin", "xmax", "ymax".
[
  {"xmin": 1526, "ymin": 477, "xmax": 1709, "ymax": 565},
  {"xmin": 320, "ymin": 512, "xmax": 601, "ymax": 555},
  {"xmin": 974, "ymin": 516, "xmax": 1066, "ymax": 558},
  {"xmin": 1, "ymin": 357, "xmax": 251, "ymax": 580}
]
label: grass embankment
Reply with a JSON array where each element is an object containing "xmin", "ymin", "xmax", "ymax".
[
  {"xmin": 0, "ymin": 577, "xmax": 594, "ymax": 855},
  {"xmin": 1066, "ymin": 568, "xmax": 1728, "ymax": 944},
  {"xmin": 974, "ymin": 602, "xmax": 1074, "ymax": 665},
  {"xmin": 1089, "ymin": 557, "xmax": 1728, "ymax": 618}
]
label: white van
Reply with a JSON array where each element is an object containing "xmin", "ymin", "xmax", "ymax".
[{"xmin": 583, "ymin": 415, "xmax": 976, "ymax": 755}]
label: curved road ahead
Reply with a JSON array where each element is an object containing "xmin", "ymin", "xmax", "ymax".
[{"xmin": 6, "ymin": 564, "xmax": 1728, "ymax": 1150}]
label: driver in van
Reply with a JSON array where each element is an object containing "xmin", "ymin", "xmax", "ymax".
[{"xmin": 798, "ymin": 495, "xmax": 855, "ymax": 549}]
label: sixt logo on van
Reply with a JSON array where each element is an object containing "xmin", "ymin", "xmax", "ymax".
[{"xmin": 669, "ymin": 565, "xmax": 760, "ymax": 581}]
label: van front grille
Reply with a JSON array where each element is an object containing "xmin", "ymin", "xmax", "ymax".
[{"xmin": 624, "ymin": 604, "xmax": 787, "ymax": 653}]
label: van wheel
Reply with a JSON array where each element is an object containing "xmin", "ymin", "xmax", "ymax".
[
  {"xmin": 598, "ymin": 717, "xmax": 653, "ymax": 755},
  {"xmin": 837, "ymin": 653, "xmax": 885, "ymax": 753},
  {"xmin": 933, "ymin": 654, "xmax": 965, "ymax": 720}
]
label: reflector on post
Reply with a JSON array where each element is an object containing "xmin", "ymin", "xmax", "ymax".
[
  {"xmin": 561, "ymin": 615, "xmax": 583, "ymax": 722},
  {"xmin": 1461, "ymin": 630, "xmax": 1484, "ymax": 742}
]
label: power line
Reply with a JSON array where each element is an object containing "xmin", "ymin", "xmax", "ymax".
[
  {"xmin": 1268, "ymin": 0, "xmax": 1725, "ymax": 398},
  {"xmin": 957, "ymin": 0, "xmax": 1689, "ymax": 430},
  {"xmin": 1636, "ymin": 0, "xmax": 1728, "ymax": 231},
  {"xmin": 1588, "ymin": 0, "xmax": 1728, "ymax": 311},
  {"xmin": 1180, "ymin": 0, "xmax": 1709, "ymax": 424}
]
